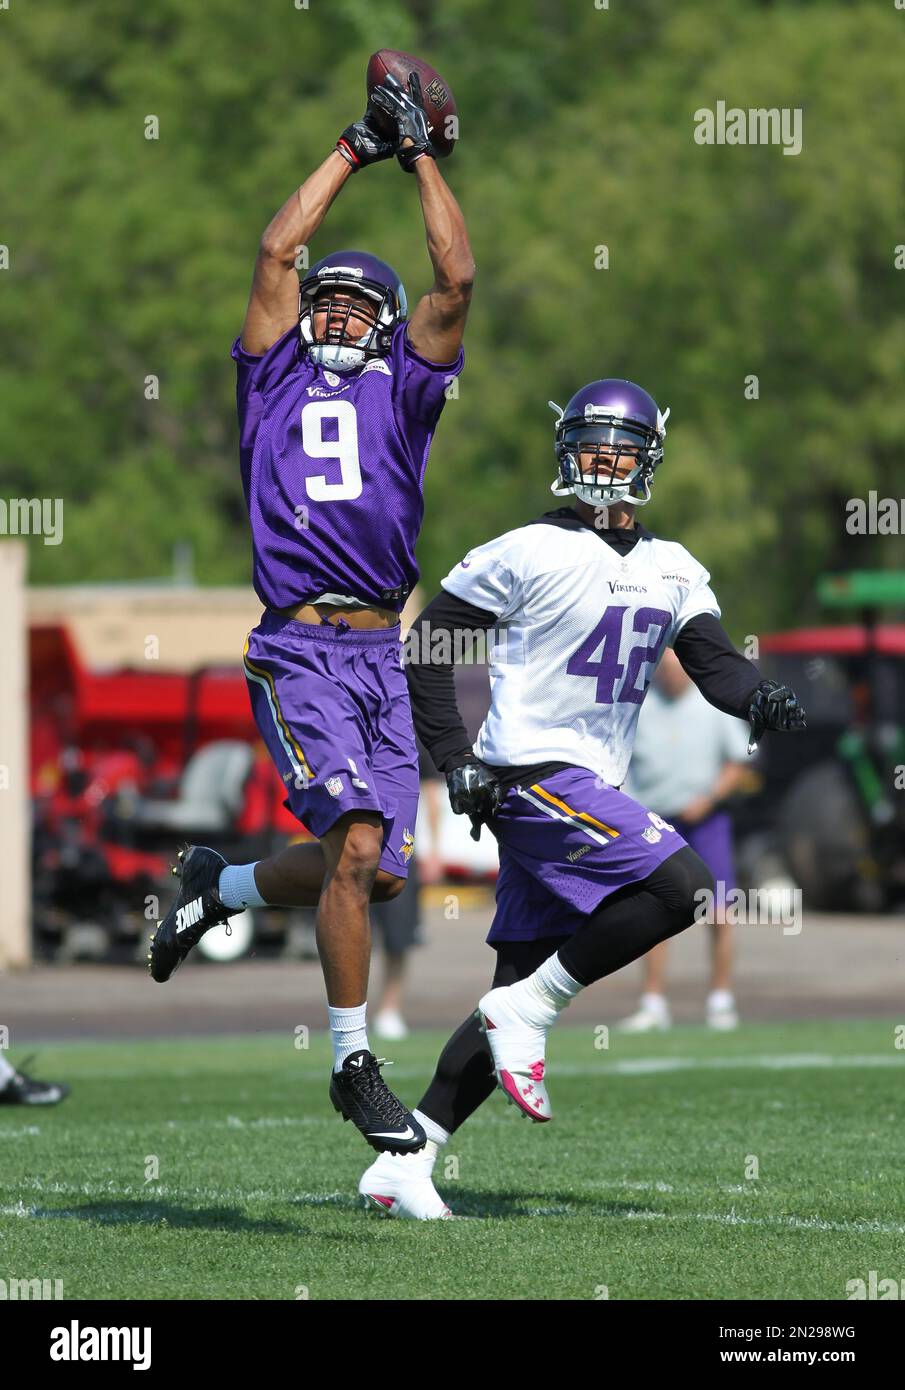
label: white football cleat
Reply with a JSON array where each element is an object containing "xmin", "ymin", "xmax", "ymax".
[
  {"xmin": 706, "ymin": 996, "xmax": 739, "ymax": 1031},
  {"xmin": 477, "ymin": 985, "xmax": 552, "ymax": 1122},
  {"xmin": 358, "ymin": 1144, "xmax": 452, "ymax": 1220},
  {"xmin": 618, "ymin": 996, "xmax": 672, "ymax": 1033},
  {"xmin": 373, "ymin": 1009, "xmax": 409, "ymax": 1042}
]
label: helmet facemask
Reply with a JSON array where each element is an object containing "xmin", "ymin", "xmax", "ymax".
[
  {"xmin": 298, "ymin": 268, "xmax": 406, "ymax": 373},
  {"xmin": 549, "ymin": 403, "xmax": 669, "ymax": 508}
]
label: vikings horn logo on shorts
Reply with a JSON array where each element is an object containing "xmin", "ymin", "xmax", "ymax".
[{"xmin": 401, "ymin": 828, "xmax": 415, "ymax": 863}]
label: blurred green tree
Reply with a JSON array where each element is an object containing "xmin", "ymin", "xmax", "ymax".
[{"xmin": 1, "ymin": 0, "xmax": 903, "ymax": 639}]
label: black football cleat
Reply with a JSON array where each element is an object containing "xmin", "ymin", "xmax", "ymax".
[
  {"xmin": 329, "ymin": 1050, "xmax": 426, "ymax": 1155},
  {"xmin": 147, "ymin": 844, "xmax": 234, "ymax": 983},
  {"xmin": 0, "ymin": 1060, "xmax": 69, "ymax": 1106}
]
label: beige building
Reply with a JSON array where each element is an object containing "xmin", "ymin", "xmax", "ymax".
[{"xmin": 26, "ymin": 584, "xmax": 426, "ymax": 670}]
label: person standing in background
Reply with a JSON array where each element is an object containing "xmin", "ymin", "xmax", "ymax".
[
  {"xmin": 620, "ymin": 648, "xmax": 750, "ymax": 1031},
  {"xmin": 370, "ymin": 854, "xmax": 421, "ymax": 1041}
]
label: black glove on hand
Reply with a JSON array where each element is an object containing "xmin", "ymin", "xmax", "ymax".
[
  {"xmin": 369, "ymin": 71, "xmax": 434, "ymax": 172},
  {"xmin": 336, "ymin": 96, "xmax": 396, "ymax": 171},
  {"xmin": 747, "ymin": 679, "xmax": 807, "ymax": 754},
  {"xmin": 446, "ymin": 760, "xmax": 502, "ymax": 841}
]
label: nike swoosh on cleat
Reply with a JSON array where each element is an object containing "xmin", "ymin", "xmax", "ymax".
[{"xmin": 367, "ymin": 1126, "xmax": 416, "ymax": 1141}]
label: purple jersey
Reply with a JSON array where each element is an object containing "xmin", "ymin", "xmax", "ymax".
[{"xmin": 232, "ymin": 323, "xmax": 463, "ymax": 612}]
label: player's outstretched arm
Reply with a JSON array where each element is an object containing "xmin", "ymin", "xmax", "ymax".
[
  {"xmin": 368, "ymin": 70, "xmax": 474, "ymax": 362},
  {"xmin": 673, "ymin": 615, "xmax": 806, "ymax": 752},
  {"xmin": 673, "ymin": 615, "xmax": 763, "ymax": 719},
  {"xmin": 241, "ymin": 153, "xmax": 353, "ymax": 355},
  {"xmin": 241, "ymin": 94, "xmax": 398, "ymax": 356},
  {"xmin": 405, "ymin": 588, "xmax": 490, "ymax": 770},
  {"xmin": 406, "ymin": 158, "xmax": 475, "ymax": 363},
  {"xmin": 405, "ymin": 587, "xmax": 501, "ymax": 838}
]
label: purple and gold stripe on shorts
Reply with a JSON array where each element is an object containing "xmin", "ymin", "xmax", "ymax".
[
  {"xmin": 242, "ymin": 638, "xmax": 314, "ymax": 783},
  {"xmin": 517, "ymin": 782, "xmax": 621, "ymax": 847}
]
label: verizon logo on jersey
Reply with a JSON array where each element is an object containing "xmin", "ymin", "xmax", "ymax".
[{"xmin": 660, "ymin": 573, "xmax": 690, "ymax": 585}]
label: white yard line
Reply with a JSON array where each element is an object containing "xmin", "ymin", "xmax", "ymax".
[
  {"xmin": 620, "ymin": 1209, "xmax": 905, "ymax": 1236},
  {"xmin": 28, "ymin": 1052, "xmax": 902, "ymax": 1085},
  {"xmin": 215, "ymin": 1053, "xmax": 905, "ymax": 1082},
  {"xmin": 550, "ymin": 1053, "xmax": 905, "ymax": 1076},
  {"xmin": 2, "ymin": 1176, "xmax": 902, "ymax": 1237}
]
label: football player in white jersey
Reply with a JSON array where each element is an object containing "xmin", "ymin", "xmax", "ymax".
[{"xmin": 358, "ymin": 378, "xmax": 805, "ymax": 1218}]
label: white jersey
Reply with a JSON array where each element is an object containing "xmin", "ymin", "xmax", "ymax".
[{"xmin": 441, "ymin": 514, "xmax": 720, "ymax": 788}]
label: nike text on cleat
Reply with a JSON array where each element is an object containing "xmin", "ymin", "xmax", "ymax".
[
  {"xmin": 147, "ymin": 844, "xmax": 235, "ymax": 983},
  {"xmin": 175, "ymin": 897, "xmax": 207, "ymax": 932},
  {"xmin": 477, "ymin": 986, "xmax": 553, "ymax": 1122},
  {"xmin": 329, "ymin": 1050, "xmax": 426, "ymax": 1155}
]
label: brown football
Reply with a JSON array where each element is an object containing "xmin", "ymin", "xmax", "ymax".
[{"xmin": 366, "ymin": 49, "xmax": 457, "ymax": 158}]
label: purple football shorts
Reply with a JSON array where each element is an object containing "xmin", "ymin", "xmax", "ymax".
[
  {"xmin": 487, "ymin": 767, "xmax": 689, "ymax": 943},
  {"xmin": 243, "ymin": 612, "xmax": 419, "ymax": 878},
  {"xmin": 670, "ymin": 809, "xmax": 736, "ymax": 897}
]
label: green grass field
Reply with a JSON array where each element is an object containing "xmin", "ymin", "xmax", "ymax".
[{"xmin": 2, "ymin": 1020, "xmax": 903, "ymax": 1300}]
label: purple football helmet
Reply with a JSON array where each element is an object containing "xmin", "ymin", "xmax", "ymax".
[
  {"xmin": 298, "ymin": 250, "xmax": 407, "ymax": 373},
  {"xmin": 549, "ymin": 379, "xmax": 670, "ymax": 507}
]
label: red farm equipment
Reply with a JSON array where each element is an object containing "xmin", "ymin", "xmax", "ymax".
[{"xmin": 29, "ymin": 623, "xmax": 314, "ymax": 960}]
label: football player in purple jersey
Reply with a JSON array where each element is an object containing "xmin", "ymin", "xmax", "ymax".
[{"xmin": 149, "ymin": 74, "xmax": 474, "ymax": 1156}]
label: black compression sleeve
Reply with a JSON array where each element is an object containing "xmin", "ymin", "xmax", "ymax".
[
  {"xmin": 404, "ymin": 587, "xmax": 498, "ymax": 774},
  {"xmin": 672, "ymin": 613, "xmax": 762, "ymax": 719}
]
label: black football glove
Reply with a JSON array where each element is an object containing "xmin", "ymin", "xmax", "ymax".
[
  {"xmin": 446, "ymin": 759, "xmax": 501, "ymax": 841},
  {"xmin": 368, "ymin": 71, "xmax": 434, "ymax": 173},
  {"xmin": 335, "ymin": 95, "xmax": 396, "ymax": 171},
  {"xmin": 746, "ymin": 679, "xmax": 807, "ymax": 754}
]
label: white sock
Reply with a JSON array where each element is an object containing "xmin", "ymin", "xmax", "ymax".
[
  {"xmin": 329, "ymin": 1004, "xmax": 369, "ymax": 1072},
  {"xmin": 413, "ymin": 1109, "xmax": 450, "ymax": 1148},
  {"xmin": 218, "ymin": 862, "xmax": 268, "ymax": 910},
  {"xmin": 379, "ymin": 1137, "xmax": 440, "ymax": 1174},
  {"xmin": 707, "ymin": 989, "xmax": 735, "ymax": 1011},
  {"xmin": 508, "ymin": 953, "xmax": 583, "ymax": 1027},
  {"xmin": 0, "ymin": 1053, "xmax": 15, "ymax": 1086}
]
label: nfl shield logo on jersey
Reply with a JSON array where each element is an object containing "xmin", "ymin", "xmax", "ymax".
[
  {"xmin": 325, "ymin": 775, "xmax": 344, "ymax": 798},
  {"xmin": 642, "ymin": 826, "xmax": 662, "ymax": 844}
]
